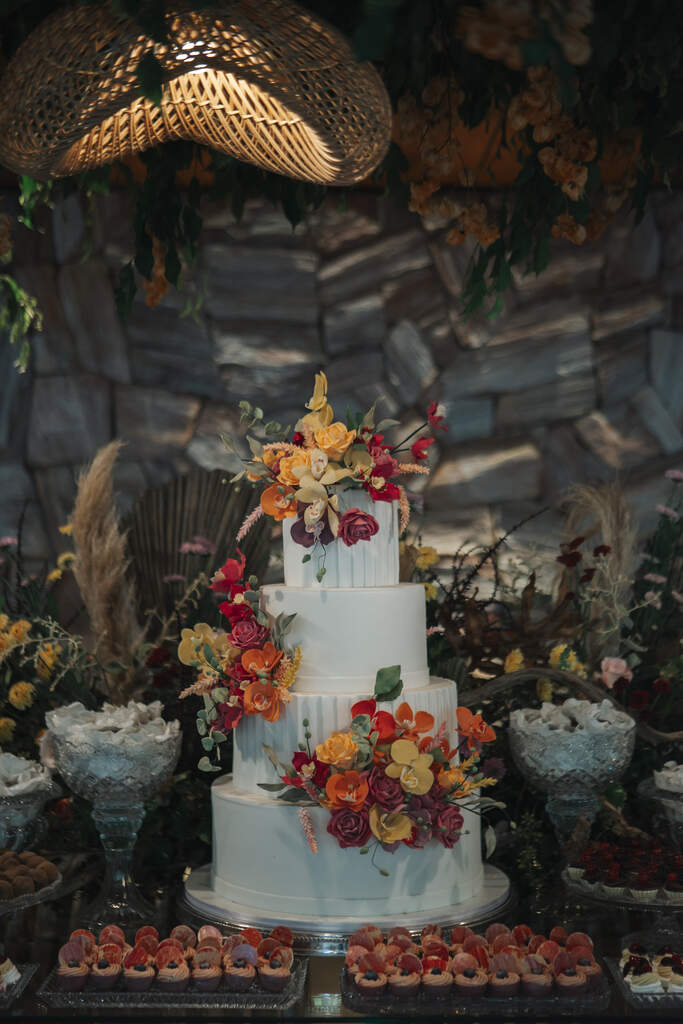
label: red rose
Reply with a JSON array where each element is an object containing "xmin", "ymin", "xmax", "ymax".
[
  {"xmin": 290, "ymin": 752, "xmax": 330, "ymax": 788},
  {"xmin": 146, "ymin": 645, "xmax": 170, "ymax": 667},
  {"xmin": 338, "ymin": 509, "xmax": 380, "ymax": 547},
  {"xmin": 369, "ymin": 450, "xmax": 398, "ymax": 479},
  {"xmin": 230, "ymin": 619, "xmax": 269, "ymax": 649},
  {"xmin": 367, "ymin": 766, "xmax": 404, "ymax": 811},
  {"xmin": 411, "ymin": 437, "xmax": 434, "ymax": 461},
  {"xmin": 435, "ymin": 804, "xmax": 464, "ymax": 848},
  {"xmin": 219, "ymin": 601, "xmax": 254, "ymax": 624},
  {"xmin": 327, "ymin": 808, "xmax": 371, "ymax": 848}
]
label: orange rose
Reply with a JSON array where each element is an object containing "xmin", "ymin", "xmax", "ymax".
[
  {"xmin": 313, "ymin": 422, "xmax": 356, "ymax": 461},
  {"xmin": 260, "ymin": 483, "xmax": 297, "ymax": 521},
  {"xmin": 243, "ymin": 681, "xmax": 281, "ymax": 722},
  {"xmin": 315, "ymin": 731, "xmax": 358, "ymax": 770},
  {"xmin": 277, "ymin": 449, "xmax": 310, "ymax": 486},
  {"xmin": 325, "ymin": 770, "xmax": 369, "ymax": 810},
  {"xmin": 241, "ymin": 642, "xmax": 283, "ymax": 676}
]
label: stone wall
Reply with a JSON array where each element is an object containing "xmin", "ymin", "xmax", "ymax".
[{"xmin": 2, "ymin": 187, "xmax": 683, "ymax": 571}]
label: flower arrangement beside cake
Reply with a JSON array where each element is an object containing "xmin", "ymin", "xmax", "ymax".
[{"xmin": 53, "ymin": 921, "xmax": 296, "ymax": 995}]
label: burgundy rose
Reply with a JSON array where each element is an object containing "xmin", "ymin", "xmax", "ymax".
[
  {"xmin": 435, "ymin": 804, "xmax": 465, "ymax": 848},
  {"xmin": 290, "ymin": 510, "xmax": 335, "ymax": 549},
  {"xmin": 367, "ymin": 766, "xmax": 404, "ymax": 811},
  {"xmin": 215, "ymin": 701, "xmax": 243, "ymax": 732},
  {"xmin": 338, "ymin": 509, "xmax": 380, "ymax": 547},
  {"xmin": 327, "ymin": 808, "xmax": 371, "ymax": 848},
  {"xmin": 629, "ymin": 689, "xmax": 650, "ymax": 711},
  {"xmin": 291, "ymin": 752, "xmax": 330, "ymax": 789},
  {"xmin": 230, "ymin": 619, "xmax": 269, "ymax": 649}
]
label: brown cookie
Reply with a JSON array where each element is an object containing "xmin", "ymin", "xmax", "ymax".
[
  {"xmin": 10, "ymin": 874, "xmax": 34, "ymax": 896},
  {"xmin": 0, "ymin": 879, "xmax": 13, "ymax": 901},
  {"xmin": 0, "ymin": 852, "xmax": 16, "ymax": 870},
  {"xmin": 40, "ymin": 860, "xmax": 59, "ymax": 883},
  {"xmin": 18, "ymin": 851, "xmax": 41, "ymax": 866}
]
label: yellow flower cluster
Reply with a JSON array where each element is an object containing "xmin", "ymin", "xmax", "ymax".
[
  {"xmin": 0, "ymin": 618, "xmax": 31, "ymax": 658},
  {"xmin": 548, "ymin": 643, "xmax": 586, "ymax": 677},
  {"xmin": 47, "ymin": 550, "xmax": 76, "ymax": 584},
  {"xmin": 9, "ymin": 681, "xmax": 36, "ymax": 710},
  {"xmin": 0, "ymin": 717, "xmax": 15, "ymax": 744},
  {"xmin": 36, "ymin": 642, "xmax": 62, "ymax": 681}
]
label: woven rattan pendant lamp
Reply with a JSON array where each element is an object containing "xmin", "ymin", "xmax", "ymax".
[{"xmin": 0, "ymin": 0, "xmax": 392, "ymax": 185}]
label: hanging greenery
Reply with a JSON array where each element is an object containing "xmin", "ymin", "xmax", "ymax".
[{"xmin": 2, "ymin": 0, "xmax": 683, "ymax": 364}]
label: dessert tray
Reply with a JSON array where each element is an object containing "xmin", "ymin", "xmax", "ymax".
[
  {"xmin": 0, "ymin": 873, "xmax": 62, "ymax": 917},
  {"xmin": 562, "ymin": 868, "xmax": 678, "ymax": 910},
  {"xmin": 0, "ymin": 964, "xmax": 39, "ymax": 1008},
  {"xmin": 37, "ymin": 957, "xmax": 307, "ymax": 1010},
  {"xmin": 340, "ymin": 966, "xmax": 610, "ymax": 1016},
  {"xmin": 604, "ymin": 929, "xmax": 683, "ymax": 1011}
]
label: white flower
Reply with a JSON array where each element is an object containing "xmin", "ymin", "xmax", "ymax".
[
  {"xmin": 309, "ymin": 448, "xmax": 329, "ymax": 480},
  {"xmin": 304, "ymin": 499, "xmax": 327, "ymax": 529}
]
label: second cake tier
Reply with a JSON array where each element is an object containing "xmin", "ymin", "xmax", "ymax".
[{"xmin": 260, "ymin": 582, "xmax": 428, "ymax": 694}]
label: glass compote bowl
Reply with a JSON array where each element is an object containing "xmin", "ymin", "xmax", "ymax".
[
  {"xmin": 508, "ymin": 698, "xmax": 636, "ymax": 841},
  {"xmin": 44, "ymin": 701, "xmax": 181, "ymax": 933},
  {"xmin": 0, "ymin": 752, "xmax": 60, "ymax": 851}
]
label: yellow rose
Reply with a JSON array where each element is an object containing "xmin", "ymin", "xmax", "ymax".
[
  {"xmin": 504, "ymin": 648, "xmax": 525, "ymax": 673},
  {"xmin": 0, "ymin": 717, "xmax": 15, "ymax": 744},
  {"xmin": 263, "ymin": 446, "xmax": 288, "ymax": 468},
  {"xmin": 314, "ymin": 422, "xmax": 356, "ymax": 461},
  {"xmin": 315, "ymin": 731, "xmax": 358, "ymax": 770},
  {"xmin": 385, "ymin": 739, "xmax": 434, "ymax": 795},
  {"xmin": 415, "ymin": 546, "xmax": 439, "ymax": 570},
  {"xmin": 277, "ymin": 449, "xmax": 310, "ymax": 487},
  {"xmin": 423, "ymin": 582, "xmax": 438, "ymax": 602},
  {"xmin": 9, "ymin": 620, "xmax": 31, "ymax": 642},
  {"xmin": 369, "ymin": 804, "xmax": 413, "ymax": 844},
  {"xmin": 9, "ymin": 681, "xmax": 36, "ymax": 710}
]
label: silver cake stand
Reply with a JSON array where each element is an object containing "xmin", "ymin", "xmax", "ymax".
[{"xmin": 177, "ymin": 863, "xmax": 514, "ymax": 955}]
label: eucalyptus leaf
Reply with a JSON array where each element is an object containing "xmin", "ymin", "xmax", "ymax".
[
  {"xmin": 201, "ymin": 736, "xmax": 214, "ymax": 751},
  {"xmin": 262, "ymin": 744, "xmax": 280, "ymax": 771},
  {"xmin": 212, "ymin": 730, "xmax": 227, "ymax": 744},
  {"xmin": 277, "ymin": 788, "xmax": 314, "ymax": 804},
  {"xmin": 484, "ymin": 824, "xmax": 497, "ymax": 859},
  {"xmin": 198, "ymin": 756, "xmax": 221, "ymax": 773},
  {"xmin": 258, "ymin": 782, "xmax": 286, "ymax": 792},
  {"xmin": 247, "ymin": 435, "xmax": 264, "ymax": 459},
  {"xmin": 196, "ymin": 718, "xmax": 207, "ymax": 736}
]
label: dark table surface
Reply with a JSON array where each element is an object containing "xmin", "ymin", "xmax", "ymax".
[{"xmin": 1, "ymin": 869, "xmax": 681, "ymax": 1023}]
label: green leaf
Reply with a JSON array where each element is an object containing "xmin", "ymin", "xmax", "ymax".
[
  {"xmin": 198, "ymin": 756, "xmax": 221, "ymax": 773},
  {"xmin": 351, "ymin": 714, "xmax": 372, "ymax": 736},
  {"xmin": 247, "ymin": 435, "xmax": 264, "ymax": 459},
  {"xmin": 277, "ymin": 788, "xmax": 314, "ymax": 804},
  {"xmin": 262, "ymin": 743, "xmax": 280, "ymax": 771},
  {"xmin": 212, "ymin": 730, "xmax": 227, "ymax": 744},
  {"xmin": 114, "ymin": 262, "xmax": 136, "ymax": 323},
  {"xmin": 374, "ymin": 664, "xmax": 403, "ymax": 701},
  {"xmin": 316, "ymin": 567, "xmax": 327, "ymax": 583},
  {"xmin": 201, "ymin": 736, "xmax": 214, "ymax": 751},
  {"xmin": 211, "ymin": 687, "xmax": 229, "ymax": 702},
  {"xmin": 202, "ymin": 643, "xmax": 220, "ymax": 671},
  {"xmin": 196, "ymin": 717, "xmax": 207, "ymax": 736},
  {"xmin": 258, "ymin": 782, "xmax": 287, "ymax": 792},
  {"xmin": 484, "ymin": 825, "xmax": 497, "ymax": 858},
  {"xmin": 220, "ymin": 432, "xmax": 240, "ymax": 456},
  {"xmin": 136, "ymin": 52, "xmax": 164, "ymax": 107},
  {"xmin": 376, "ymin": 418, "xmax": 400, "ymax": 433},
  {"xmin": 302, "ymin": 554, "xmax": 312, "ymax": 564}
]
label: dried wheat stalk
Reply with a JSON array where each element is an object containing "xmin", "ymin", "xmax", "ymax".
[{"xmin": 71, "ymin": 441, "xmax": 145, "ymax": 702}]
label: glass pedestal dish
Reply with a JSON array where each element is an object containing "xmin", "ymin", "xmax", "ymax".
[{"xmin": 0, "ymin": 781, "xmax": 60, "ymax": 852}]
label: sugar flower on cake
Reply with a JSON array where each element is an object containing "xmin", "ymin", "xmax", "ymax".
[
  {"xmin": 261, "ymin": 669, "xmax": 499, "ymax": 870},
  {"xmin": 223, "ymin": 372, "xmax": 446, "ymax": 578},
  {"xmin": 178, "ymin": 555, "xmax": 302, "ymax": 768}
]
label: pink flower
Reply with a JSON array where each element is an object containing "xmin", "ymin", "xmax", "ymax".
[
  {"xmin": 644, "ymin": 573, "xmax": 667, "ymax": 584},
  {"xmin": 665, "ymin": 469, "xmax": 683, "ymax": 481},
  {"xmin": 600, "ymin": 657, "xmax": 633, "ymax": 690},
  {"xmin": 644, "ymin": 590, "xmax": 662, "ymax": 610},
  {"xmin": 672, "ymin": 591, "xmax": 683, "ymax": 605},
  {"xmin": 162, "ymin": 573, "xmax": 186, "ymax": 583},
  {"xmin": 0, "ymin": 537, "xmax": 17, "ymax": 548},
  {"xmin": 656, "ymin": 505, "xmax": 679, "ymax": 521},
  {"xmin": 179, "ymin": 535, "xmax": 217, "ymax": 556},
  {"xmin": 338, "ymin": 509, "xmax": 380, "ymax": 547}
]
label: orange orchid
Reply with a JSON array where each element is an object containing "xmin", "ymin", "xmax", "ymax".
[
  {"xmin": 456, "ymin": 706, "xmax": 496, "ymax": 749},
  {"xmin": 395, "ymin": 701, "xmax": 434, "ymax": 741},
  {"xmin": 260, "ymin": 483, "xmax": 297, "ymax": 522},
  {"xmin": 419, "ymin": 735, "xmax": 458, "ymax": 760},
  {"xmin": 325, "ymin": 770, "xmax": 369, "ymax": 811},
  {"xmin": 243, "ymin": 680, "xmax": 282, "ymax": 722},
  {"xmin": 241, "ymin": 642, "xmax": 283, "ymax": 676}
]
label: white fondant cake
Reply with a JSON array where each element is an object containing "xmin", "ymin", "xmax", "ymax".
[{"xmin": 204, "ymin": 498, "xmax": 488, "ymax": 922}]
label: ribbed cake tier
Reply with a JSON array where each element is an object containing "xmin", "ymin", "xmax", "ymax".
[
  {"xmin": 233, "ymin": 676, "xmax": 458, "ymax": 794},
  {"xmin": 261, "ymin": 582, "xmax": 428, "ymax": 694},
  {"xmin": 210, "ymin": 777, "xmax": 484, "ymax": 917},
  {"xmin": 283, "ymin": 492, "xmax": 399, "ymax": 587}
]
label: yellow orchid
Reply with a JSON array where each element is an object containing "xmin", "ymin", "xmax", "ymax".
[
  {"xmin": 305, "ymin": 371, "xmax": 328, "ymax": 413},
  {"xmin": 369, "ymin": 804, "xmax": 413, "ymax": 844},
  {"xmin": 178, "ymin": 624, "xmax": 232, "ymax": 670},
  {"xmin": 385, "ymin": 739, "xmax": 434, "ymax": 795}
]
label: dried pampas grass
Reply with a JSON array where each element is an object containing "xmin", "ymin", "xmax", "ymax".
[
  {"xmin": 562, "ymin": 482, "xmax": 638, "ymax": 660},
  {"xmin": 71, "ymin": 441, "xmax": 145, "ymax": 703}
]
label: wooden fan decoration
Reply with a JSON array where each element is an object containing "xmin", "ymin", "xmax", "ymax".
[{"xmin": 0, "ymin": 0, "xmax": 392, "ymax": 185}]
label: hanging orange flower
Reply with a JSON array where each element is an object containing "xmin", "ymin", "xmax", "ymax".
[
  {"xmin": 243, "ymin": 680, "xmax": 282, "ymax": 721},
  {"xmin": 241, "ymin": 642, "xmax": 283, "ymax": 676},
  {"xmin": 456, "ymin": 707, "xmax": 496, "ymax": 749},
  {"xmin": 260, "ymin": 484, "xmax": 298, "ymax": 521},
  {"xmin": 395, "ymin": 702, "xmax": 434, "ymax": 741},
  {"xmin": 325, "ymin": 770, "xmax": 369, "ymax": 811}
]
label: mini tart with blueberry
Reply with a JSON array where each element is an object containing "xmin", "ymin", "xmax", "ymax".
[
  {"xmin": 554, "ymin": 966, "xmax": 588, "ymax": 995},
  {"xmin": 192, "ymin": 962, "xmax": 222, "ymax": 992},
  {"xmin": 156, "ymin": 958, "xmax": 190, "ymax": 993},
  {"xmin": 454, "ymin": 967, "xmax": 488, "ymax": 996},
  {"xmin": 258, "ymin": 955, "xmax": 291, "ymax": 993},
  {"xmin": 223, "ymin": 957, "xmax": 256, "ymax": 992},
  {"xmin": 421, "ymin": 964, "xmax": 453, "ymax": 996},
  {"xmin": 89, "ymin": 959, "xmax": 122, "ymax": 991},
  {"xmin": 354, "ymin": 968, "xmax": 388, "ymax": 994},
  {"xmin": 487, "ymin": 968, "xmax": 520, "ymax": 996},
  {"xmin": 123, "ymin": 963, "xmax": 155, "ymax": 992},
  {"xmin": 56, "ymin": 962, "xmax": 89, "ymax": 992}
]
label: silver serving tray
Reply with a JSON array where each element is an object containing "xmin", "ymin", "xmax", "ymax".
[
  {"xmin": 562, "ymin": 867, "xmax": 680, "ymax": 911},
  {"xmin": 0, "ymin": 964, "xmax": 39, "ymax": 1008},
  {"xmin": 0, "ymin": 873, "xmax": 62, "ymax": 917},
  {"xmin": 604, "ymin": 928, "xmax": 683, "ymax": 1011},
  {"xmin": 37, "ymin": 957, "xmax": 307, "ymax": 1010}
]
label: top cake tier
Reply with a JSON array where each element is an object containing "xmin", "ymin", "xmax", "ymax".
[{"xmin": 283, "ymin": 491, "xmax": 399, "ymax": 587}]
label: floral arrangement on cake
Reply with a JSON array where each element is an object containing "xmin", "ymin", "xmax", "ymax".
[
  {"xmin": 259, "ymin": 666, "xmax": 499, "ymax": 868},
  {"xmin": 224, "ymin": 372, "xmax": 446, "ymax": 581},
  {"xmin": 178, "ymin": 550, "xmax": 301, "ymax": 771}
]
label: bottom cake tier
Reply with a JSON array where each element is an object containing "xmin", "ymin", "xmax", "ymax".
[{"xmin": 209, "ymin": 775, "xmax": 484, "ymax": 917}]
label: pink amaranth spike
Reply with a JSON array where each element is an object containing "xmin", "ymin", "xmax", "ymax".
[{"xmin": 297, "ymin": 807, "xmax": 318, "ymax": 853}]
